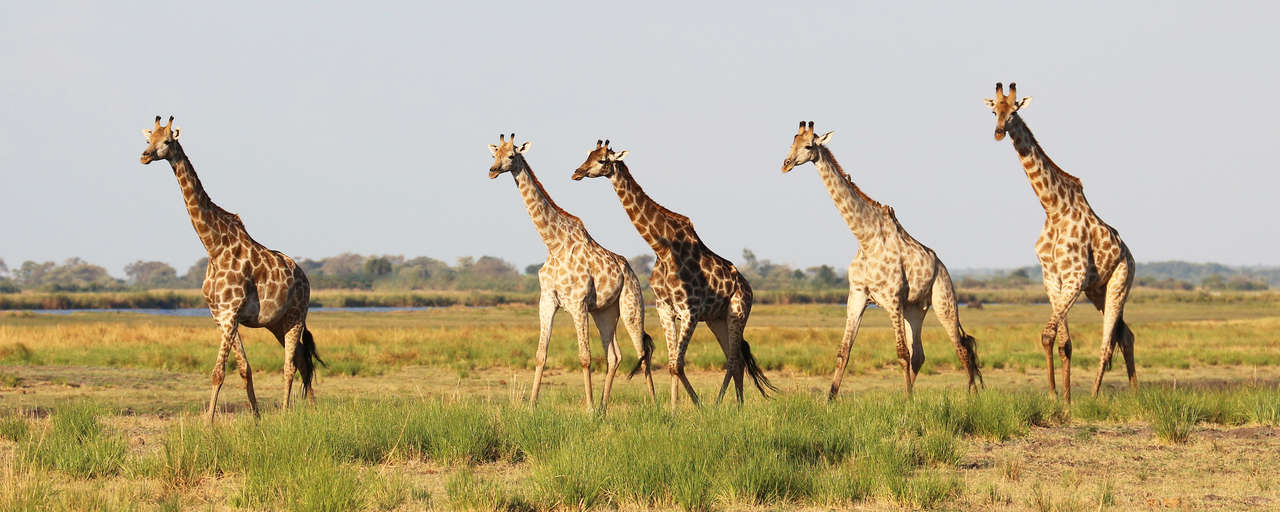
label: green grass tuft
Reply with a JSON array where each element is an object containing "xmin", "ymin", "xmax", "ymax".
[{"xmin": 19, "ymin": 402, "xmax": 127, "ymax": 478}]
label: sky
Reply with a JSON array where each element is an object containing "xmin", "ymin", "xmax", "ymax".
[{"xmin": 2, "ymin": 2, "xmax": 1278, "ymax": 276}]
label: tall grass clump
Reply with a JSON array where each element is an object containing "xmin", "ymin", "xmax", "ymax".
[
  {"xmin": 0, "ymin": 415, "xmax": 29, "ymax": 441},
  {"xmin": 18, "ymin": 402, "xmax": 127, "ymax": 478},
  {"xmin": 140, "ymin": 398, "xmax": 512, "ymax": 510},
  {"xmin": 517, "ymin": 391, "xmax": 1060, "ymax": 510},
  {"xmin": 36, "ymin": 389, "xmax": 1078, "ymax": 510},
  {"xmin": 1070, "ymin": 384, "xmax": 1280, "ymax": 443}
]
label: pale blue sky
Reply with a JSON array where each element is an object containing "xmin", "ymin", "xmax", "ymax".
[{"xmin": 2, "ymin": 2, "xmax": 1277, "ymax": 275}]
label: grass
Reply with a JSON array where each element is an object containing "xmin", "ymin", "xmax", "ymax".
[
  {"xmin": 3, "ymin": 301, "xmax": 1280, "ymax": 509},
  {"xmin": 4, "ymin": 299, "xmax": 1280, "ymax": 381},
  {"xmin": 2, "ymin": 286, "xmax": 1277, "ymax": 311},
  {"xmin": 18, "ymin": 402, "xmax": 127, "ymax": 478},
  {"xmin": 6, "ymin": 383, "xmax": 1273, "ymax": 510},
  {"xmin": 1, "ymin": 389, "xmax": 1067, "ymax": 511}
]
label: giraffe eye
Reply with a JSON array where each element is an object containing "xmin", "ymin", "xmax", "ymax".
[{"xmin": 804, "ymin": 145, "xmax": 813, "ymax": 149}]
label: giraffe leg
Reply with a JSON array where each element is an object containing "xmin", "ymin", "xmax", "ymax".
[
  {"xmin": 230, "ymin": 329, "xmax": 259, "ymax": 418},
  {"xmin": 930, "ymin": 263, "xmax": 983, "ymax": 391},
  {"xmin": 1093, "ymin": 260, "xmax": 1134, "ymax": 397},
  {"xmin": 706, "ymin": 318, "xmax": 740, "ymax": 405},
  {"xmin": 206, "ymin": 318, "xmax": 237, "ymax": 424},
  {"xmin": 1042, "ymin": 275, "xmax": 1083, "ymax": 401},
  {"xmin": 619, "ymin": 272, "xmax": 657, "ymax": 402},
  {"xmin": 592, "ymin": 305, "xmax": 622, "ymax": 412},
  {"xmin": 903, "ymin": 304, "xmax": 927, "ymax": 382},
  {"xmin": 281, "ymin": 323, "xmax": 303, "ymax": 410},
  {"xmin": 529, "ymin": 291, "xmax": 558, "ymax": 406},
  {"xmin": 882, "ymin": 298, "xmax": 914, "ymax": 395},
  {"xmin": 727, "ymin": 288, "xmax": 758, "ymax": 402},
  {"xmin": 1057, "ymin": 315, "xmax": 1074, "ymax": 403},
  {"xmin": 567, "ymin": 303, "xmax": 594, "ymax": 411},
  {"xmin": 670, "ymin": 315, "xmax": 701, "ymax": 410},
  {"xmin": 655, "ymin": 304, "xmax": 681, "ymax": 408},
  {"xmin": 829, "ymin": 287, "xmax": 869, "ymax": 400}
]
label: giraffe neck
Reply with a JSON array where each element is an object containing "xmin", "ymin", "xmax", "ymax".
[
  {"xmin": 166, "ymin": 144, "xmax": 234, "ymax": 252},
  {"xmin": 1004, "ymin": 113, "xmax": 1082, "ymax": 216},
  {"xmin": 608, "ymin": 163, "xmax": 685, "ymax": 251},
  {"xmin": 812, "ymin": 147, "xmax": 885, "ymax": 241},
  {"xmin": 511, "ymin": 156, "xmax": 576, "ymax": 250}
]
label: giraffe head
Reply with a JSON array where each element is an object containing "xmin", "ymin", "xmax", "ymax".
[
  {"xmin": 984, "ymin": 82, "xmax": 1032, "ymax": 141},
  {"xmin": 571, "ymin": 139, "xmax": 628, "ymax": 181},
  {"xmin": 139, "ymin": 115, "xmax": 181, "ymax": 164},
  {"xmin": 487, "ymin": 133, "xmax": 532, "ymax": 179},
  {"xmin": 780, "ymin": 121, "xmax": 833, "ymax": 173}
]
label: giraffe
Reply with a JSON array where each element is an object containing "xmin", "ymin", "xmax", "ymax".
[
  {"xmin": 140, "ymin": 116, "xmax": 323, "ymax": 423},
  {"xmin": 985, "ymin": 83, "xmax": 1137, "ymax": 401},
  {"xmin": 781, "ymin": 121, "xmax": 982, "ymax": 398},
  {"xmin": 572, "ymin": 140, "xmax": 776, "ymax": 409},
  {"xmin": 488, "ymin": 134, "xmax": 655, "ymax": 411}
]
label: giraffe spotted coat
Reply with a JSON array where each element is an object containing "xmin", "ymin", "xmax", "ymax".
[
  {"xmin": 987, "ymin": 83, "xmax": 1136, "ymax": 401},
  {"xmin": 573, "ymin": 140, "xmax": 775, "ymax": 408},
  {"xmin": 781, "ymin": 121, "xmax": 982, "ymax": 397},
  {"xmin": 140, "ymin": 116, "xmax": 320, "ymax": 423},
  {"xmin": 488, "ymin": 135, "xmax": 654, "ymax": 411}
]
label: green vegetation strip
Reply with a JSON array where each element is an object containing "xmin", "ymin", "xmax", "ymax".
[{"xmin": 5, "ymin": 386, "xmax": 1277, "ymax": 511}]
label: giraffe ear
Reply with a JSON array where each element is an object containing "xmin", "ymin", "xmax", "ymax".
[
  {"xmin": 815, "ymin": 131, "xmax": 833, "ymax": 145},
  {"xmin": 983, "ymin": 98, "xmax": 997, "ymax": 109},
  {"xmin": 141, "ymin": 129, "xmax": 153, "ymax": 140},
  {"xmin": 1015, "ymin": 97, "xmax": 1032, "ymax": 110},
  {"xmin": 488, "ymin": 144, "xmax": 499, "ymax": 155},
  {"xmin": 169, "ymin": 126, "xmax": 181, "ymax": 140},
  {"xmin": 516, "ymin": 141, "xmax": 532, "ymax": 153},
  {"xmin": 610, "ymin": 150, "xmax": 629, "ymax": 161}
]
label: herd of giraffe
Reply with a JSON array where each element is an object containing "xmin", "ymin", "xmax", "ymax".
[{"xmin": 137, "ymin": 82, "xmax": 1136, "ymax": 421}]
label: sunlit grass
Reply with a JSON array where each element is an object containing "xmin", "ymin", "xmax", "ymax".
[
  {"xmin": 2, "ymin": 389, "xmax": 1070, "ymax": 511},
  {"xmin": 3, "ymin": 301, "xmax": 1280, "ymax": 381}
]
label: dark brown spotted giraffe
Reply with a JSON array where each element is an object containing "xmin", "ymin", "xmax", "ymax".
[
  {"xmin": 488, "ymin": 134, "xmax": 655, "ymax": 412},
  {"xmin": 573, "ymin": 140, "xmax": 776, "ymax": 409},
  {"xmin": 985, "ymin": 83, "xmax": 1136, "ymax": 401},
  {"xmin": 140, "ymin": 116, "xmax": 323, "ymax": 423},
  {"xmin": 781, "ymin": 121, "xmax": 982, "ymax": 398}
]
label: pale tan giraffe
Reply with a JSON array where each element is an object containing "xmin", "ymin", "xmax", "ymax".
[
  {"xmin": 985, "ymin": 83, "xmax": 1136, "ymax": 401},
  {"xmin": 781, "ymin": 121, "xmax": 982, "ymax": 398},
  {"xmin": 140, "ymin": 116, "xmax": 323, "ymax": 423},
  {"xmin": 573, "ymin": 140, "xmax": 776, "ymax": 409},
  {"xmin": 488, "ymin": 134, "xmax": 655, "ymax": 411}
]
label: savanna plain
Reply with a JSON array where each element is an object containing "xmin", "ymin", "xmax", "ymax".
[{"xmin": 2, "ymin": 291, "xmax": 1280, "ymax": 511}]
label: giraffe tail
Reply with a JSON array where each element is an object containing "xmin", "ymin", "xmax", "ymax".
[
  {"xmin": 741, "ymin": 338, "xmax": 779, "ymax": 398},
  {"xmin": 1103, "ymin": 317, "xmax": 1131, "ymax": 372},
  {"xmin": 295, "ymin": 329, "xmax": 327, "ymax": 394},
  {"xmin": 627, "ymin": 332, "xmax": 655, "ymax": 380},
  {"xmin": 959, "ymin": 328, "xmax": 984, "ymax": 389}
]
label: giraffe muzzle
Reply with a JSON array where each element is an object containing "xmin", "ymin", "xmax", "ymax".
[
  {"xmin": 781, "ymin": 159, "xmax": 796, "ymax": 173},
  {"xmin": 140, "ymin": 152, "xmax": 156, "ymax": 164},
  {"xmin": 994, "ymin": 129, "xmax": 1006, "ymax": 141},
  {"xmin": 488, "ymin": 168, "xmax": 502, "ymax": 179},
  {"xmin": 570, "ymin": 169, "xmax": 587, "ymax": 181}
]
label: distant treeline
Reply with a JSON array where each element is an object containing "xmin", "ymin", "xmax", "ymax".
[
  {"xmin": 953, "ymin": 261, "xmax": 1274, "ymax": 292},
  {"xmin": 0, "ymin": 254, "xmax": 1272, "ymax": 295}
]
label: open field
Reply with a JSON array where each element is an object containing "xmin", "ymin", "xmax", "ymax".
[
  {"xmin": 3, "ymin": 301, "xmax": 1280, "ymax": 510},
  {"xmin": 2, "ymin": 287, "xmax": 1276, "ymax": 310}
]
